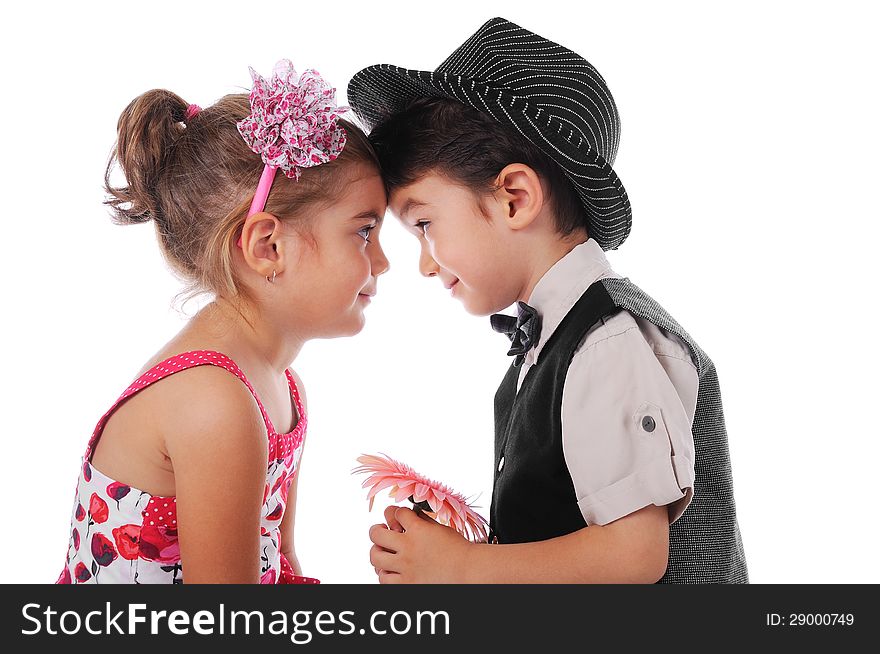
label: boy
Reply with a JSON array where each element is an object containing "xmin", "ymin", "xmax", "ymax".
[{"xmin": 348, "ymin": 17, "xmax": 747, "ymax": 583}]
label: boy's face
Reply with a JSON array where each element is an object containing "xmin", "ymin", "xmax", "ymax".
[{"xmin": 389, "ymin": 172, "xmax": 523, "ymax": 316}]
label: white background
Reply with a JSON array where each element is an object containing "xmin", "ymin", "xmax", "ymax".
[{"xmin": 0, "ymin": 0, "xmax": 877, "ymax": 584}]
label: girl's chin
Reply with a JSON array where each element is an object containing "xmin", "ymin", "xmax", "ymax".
[
  {"xmin": 305, "ymin": 305, "xmax": 366, "ymax": 340},
  {"xmin": 341, "ymin": 307, "xmax": 368, "ymax": 337}
]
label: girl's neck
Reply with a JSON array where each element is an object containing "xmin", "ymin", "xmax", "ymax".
[{"xmin": 193, "ymin": 297, "xmax": 306, "ymax": 374}]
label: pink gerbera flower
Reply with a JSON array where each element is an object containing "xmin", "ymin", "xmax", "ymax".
[{"xmin": 353, "ymin": 454, "xmax": 489, "ymax": 543}]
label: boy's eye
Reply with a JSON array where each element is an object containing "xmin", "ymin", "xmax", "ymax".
[
  {"xmin": 414, "ymin": 220, "xmax": 430, "ymax": 237},
  {"xmin": 358, "ymin": 224, "xmax": 376, "ymax": 243}
]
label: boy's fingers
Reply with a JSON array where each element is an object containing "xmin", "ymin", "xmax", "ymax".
[
  {"xmin": 384, "ymin": 505, "xmax": 404, "ymax": 532},
  {"xmin": 394, "ymin": 506, "xmax": 423, "ymax": 530},
  {"xmin": 378, "ymin": 571, "xmax": 402, "ymax": 584},
  {"xmin": 369, "ymin": 544, "xmax": 398, "ymax": 572},
  {"xmin": 369, "ymin": 523, "xmax": 404, "ymax": 550}
]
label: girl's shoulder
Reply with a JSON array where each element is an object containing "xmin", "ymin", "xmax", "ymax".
[
  {"xmin": 154, "ymin": 362, "xmax": 269, "ymax": 468},
  {"xmin": 126, "ymin": 351, "xmax": 269, "ymax": 450},
  {"xmin": 156, "ymin": 357, "xmax": 265, "ymax": 424},
  {"xmin": 92, "ymin": 350, "xmax": 268, "ymax": 496}
]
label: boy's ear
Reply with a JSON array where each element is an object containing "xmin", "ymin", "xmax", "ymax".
[
  {"xmin": 493, "ymin": 163, "xmax": 545, "ymax": 230},
  {"xmin": 239, "ymin": 212, "xmax": 284, "ymax": 277}
]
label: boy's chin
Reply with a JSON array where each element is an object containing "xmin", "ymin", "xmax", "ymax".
[{"xmin": 458, "ymin": 292, "xmax": 515, "ymax": 317}]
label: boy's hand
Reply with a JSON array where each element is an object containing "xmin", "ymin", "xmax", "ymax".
[
  {"xmin": 369, "ymin": 506, "xmax": 471, "ymax": 583},
  {"xmin": 370, "ymin": 505, "xmax": 402, "ymax": 577}
]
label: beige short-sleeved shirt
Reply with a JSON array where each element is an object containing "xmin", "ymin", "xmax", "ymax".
[{"xmin": 516, "ymin": 239, "xmax": 697, "ymax": 526}]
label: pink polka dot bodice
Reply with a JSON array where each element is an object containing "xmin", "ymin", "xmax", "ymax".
[{"xmin": 57, "ymin": 350, "xmax": 318, "ymax": 584}]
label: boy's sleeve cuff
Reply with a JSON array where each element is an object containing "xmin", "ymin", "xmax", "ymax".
[{"xmin": 577, "ymin": 454, "xmax": 695, "ymax": 527}]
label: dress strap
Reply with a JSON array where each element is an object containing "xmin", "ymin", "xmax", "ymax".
[
  {"xmin": 84, "ymin": 350, "xmax": 277, "ymax": 461},
  {"xmin": 284, "ymin": 369, "xmax": 307, "ymax": 424}
]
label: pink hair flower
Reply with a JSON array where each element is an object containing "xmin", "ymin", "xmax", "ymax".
[
  {"xmin": 237, "ymin": 59, "xmax": 348, "ymax": 181},
  {"xmin": 353, "ymin": 453, "xmax": 489, "ymax": 543}
]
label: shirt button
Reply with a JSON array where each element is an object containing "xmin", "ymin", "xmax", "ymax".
[
  {"xmin": 497, "ymin": 456, "xmax": 505, "ymax": 472},
  {"xmin": 642, "ymin": 416, "xmax": 656, "ymax": 432}
]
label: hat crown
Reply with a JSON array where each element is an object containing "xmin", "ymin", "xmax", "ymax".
[
  {"xmin": 347, "ymin": 17, "xmax": 633, "ymax": 250},
  {"xmin": 435, "ymin": 17, "xmax": 621, "ymax": 166}
]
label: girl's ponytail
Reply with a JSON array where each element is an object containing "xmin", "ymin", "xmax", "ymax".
[
  {"xmin": 104, "ymin": 89, "xmax": 189, "ymax": 225},
  {"xmin": 97, "ymin": 81, "xmax": 379, "ymax": 304}
]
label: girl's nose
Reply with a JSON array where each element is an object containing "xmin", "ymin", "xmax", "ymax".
[{"xmin": 371, "ymin": 240, "xmax": 390, "ymax": 277}]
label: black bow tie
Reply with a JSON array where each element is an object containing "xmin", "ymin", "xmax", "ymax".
[{"xmin": 490, "ymin": 302, "xmax": 542, "ymax": 367}]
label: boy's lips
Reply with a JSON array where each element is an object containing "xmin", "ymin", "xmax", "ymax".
[{"xmin": 444, "ymin": 279, "xmax": 459, "ymax": 291}]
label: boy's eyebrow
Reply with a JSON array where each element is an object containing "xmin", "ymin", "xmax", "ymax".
[
  {"xmin": 399, "ymin": 199, "xmax": 430, "ymax": 219},
  {"xmin": 349, "ymin": 210, "xmax": 384, "ymax": 224}
]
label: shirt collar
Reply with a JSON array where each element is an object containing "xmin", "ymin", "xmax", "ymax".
[{"xmin": 523, "ymin": 238, "xmax": 618, "ymax": 366}]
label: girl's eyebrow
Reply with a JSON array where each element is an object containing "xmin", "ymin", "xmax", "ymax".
[{"xmin": 349, "ymin": 210, "xmax": 384, "ymax": 224}]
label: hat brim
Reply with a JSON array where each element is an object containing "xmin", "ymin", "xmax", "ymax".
[{"xmin": 347, "ymin": 64, "xmax": 632, "ymax": 251}]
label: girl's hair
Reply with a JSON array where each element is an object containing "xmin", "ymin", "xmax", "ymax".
[
  {"xmin": 105, "ymin": 89, "xmax": 379, "ymax": 302},
  {"xmin": 368, "ymin": 96, "xmax": 587, "ymax": 237}
]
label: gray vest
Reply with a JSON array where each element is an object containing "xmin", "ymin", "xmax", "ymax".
[{"xmin": 491, "ymin": 277, "xmax": 748, "ymax": 583}]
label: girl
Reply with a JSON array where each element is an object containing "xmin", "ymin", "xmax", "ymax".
[{"xmin": 57, "ymin": 60, "xmax": 389, "ymax": 584}]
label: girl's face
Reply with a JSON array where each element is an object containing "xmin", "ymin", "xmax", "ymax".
[
  {"xmin": 277, "ymin": 165, "xmax": 390, "ymax": 338},
  {"xmin": 389, "ymin": 173, "xmax": 521, "ymax": 316}
]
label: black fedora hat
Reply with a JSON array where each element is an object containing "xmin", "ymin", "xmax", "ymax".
[{"xmin": 347, "ymin": 17, "xmax": 632, "ymax": 251}]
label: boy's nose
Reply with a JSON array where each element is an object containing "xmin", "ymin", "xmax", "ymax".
[{"xmin": 419, "ymin": 248, "xmax": 439, "ymax": 278}]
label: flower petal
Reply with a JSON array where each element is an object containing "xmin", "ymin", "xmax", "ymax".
[
  {"xmin": 366, "ymin": 476, "xmax": 399, "ymax": 501},
  {"xmin": 413, "ymin": 483, "xmax": 430, "ymax": 503}
]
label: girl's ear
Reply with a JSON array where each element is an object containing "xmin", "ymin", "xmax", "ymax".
[
  {"xmin": 239, "ymin": 212, "xmax": 283, "ymax": 277},
  {"xmin": 492, "ymin": 163, "xmax": 545, "ymax": 230}
]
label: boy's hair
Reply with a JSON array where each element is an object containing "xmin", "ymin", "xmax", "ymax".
[
  {"xmin": 105, "ymin": 89, "xmax": 379, "ymax": 302},
  {"xmin": 368, "ymin": 96, "xmax": 587, "ymax": 236}
]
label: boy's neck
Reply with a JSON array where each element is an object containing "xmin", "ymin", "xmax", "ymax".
[{"xmin": 517, "ymin": 232, "xmax": 589, "ymax": 303}]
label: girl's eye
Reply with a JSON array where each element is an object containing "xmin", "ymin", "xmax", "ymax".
[
  {"xmin": 358, "ymin": 224, "xmax": 376, "ymax": 243},
  {"xmin": 414, "ymin": 220, "xmax": 430, "ymax": 237}
]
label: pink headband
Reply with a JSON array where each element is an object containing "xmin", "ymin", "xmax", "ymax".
[
  {"xmin": 185, "ymin": 103, "xmax": 202, "ymax": 120},
  {"xmin": 235, "ymin": 59, "xmax": 348, "ymax": 246}
]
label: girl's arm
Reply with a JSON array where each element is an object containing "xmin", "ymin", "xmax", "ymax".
[
  {"xmin": 370, "ymin": 503, "xmax": 670, "ymax": 583},
  {"xmin": 279, "ymin": 369, "xmax": 308, "ymax": 574},
  {"xmin": 163, "ymin": 366, "xmax": 268, "ymax": 583}
]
